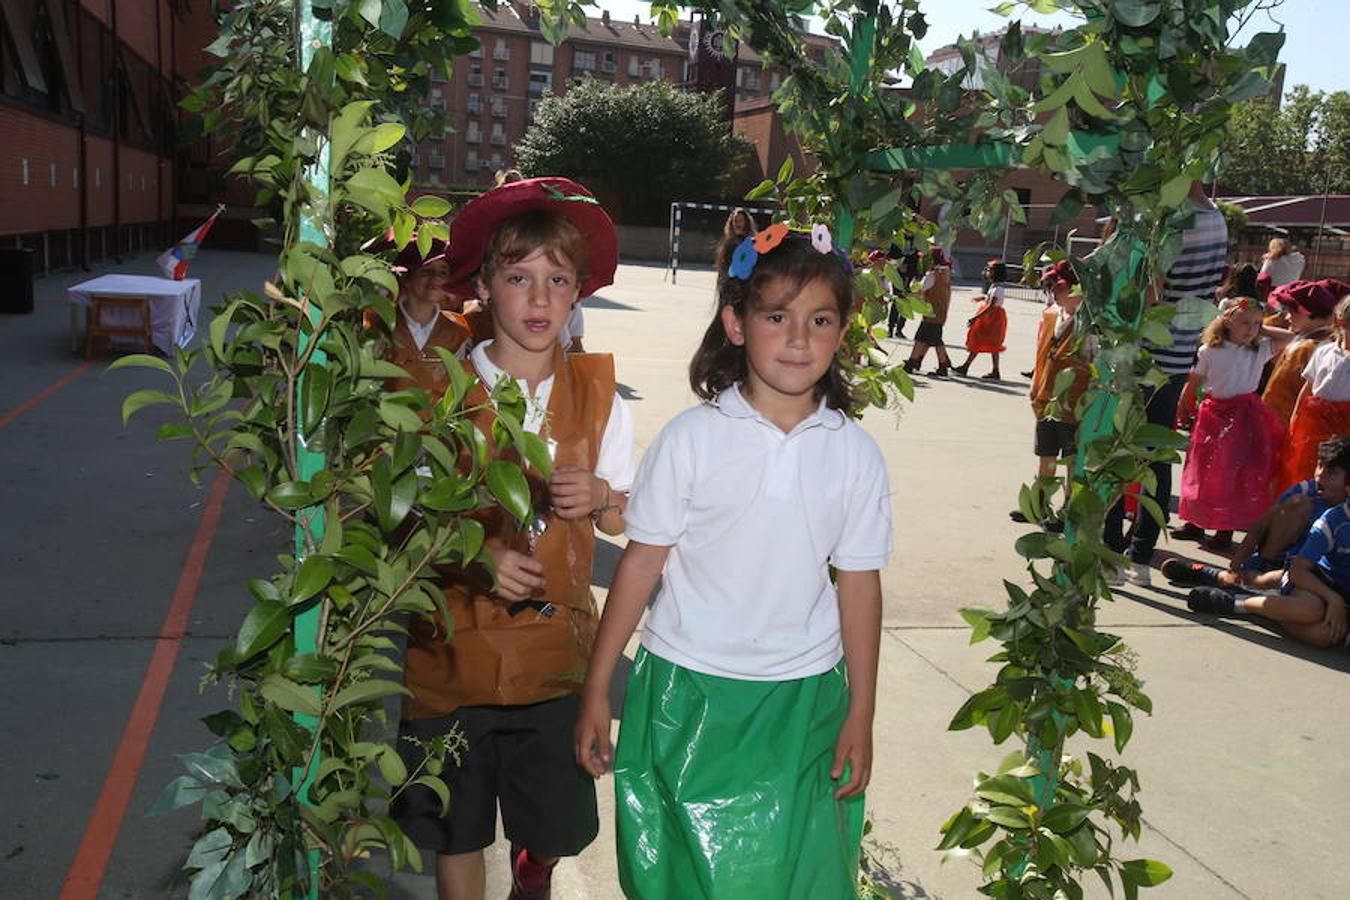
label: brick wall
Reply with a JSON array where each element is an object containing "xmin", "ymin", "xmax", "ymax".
[{"xmin": 0, "ymin": 107, "xmax": 81, "ymax": 234}]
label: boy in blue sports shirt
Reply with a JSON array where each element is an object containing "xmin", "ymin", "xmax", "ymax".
[
  {"xmin": 1164, "ymin": 436, "xmax": 1350, "ymax": 594},
  {"xmin": 1188, "ymin": 438, "xmax": 1350, "ymax": 648}
]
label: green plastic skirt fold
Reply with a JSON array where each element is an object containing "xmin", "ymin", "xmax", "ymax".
[{"xmin": 614, "ymin": 649, "xmax": 864, "ymax": 899}]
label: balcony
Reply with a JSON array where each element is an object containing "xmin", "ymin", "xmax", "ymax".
[{"xmin": 468, "ymin": 73, "xmax": 484, "ymax": 86}]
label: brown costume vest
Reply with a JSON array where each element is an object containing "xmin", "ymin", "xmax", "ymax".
[
  {"xmin": 1030, "ymin": 309, "xmax": 1090, "ymax": 423},
  {"xmin": 402, "ymin": 345, "xmax": 616, "ymax": 718},
  {"xmin": 923, "ymin": 267, "xmax": 952, "ymax": 325},
  {"xmin": 386, "ymin": 311, "xmax": 472, "ymax": 397},
  {"xmin": 1262, "ymin": 330, "xmax": 1330, "ymax": 426}
]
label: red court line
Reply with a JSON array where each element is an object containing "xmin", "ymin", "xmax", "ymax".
[
  {"xmin": 0, "ymin": 360, "xmax": 96, "ymax": 429},
  {"xmin": 59, "ymin": 468, "xmax": 232, "ymax": 900}
]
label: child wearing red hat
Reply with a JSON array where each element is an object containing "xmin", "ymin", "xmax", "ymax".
[
  {"xmin": 1262, "ymin": 280, "xmax": 1336, "ymax": 426},
  {"xmin": 392, "ymin": 176, "xmax": 633, "ymax": 900}
]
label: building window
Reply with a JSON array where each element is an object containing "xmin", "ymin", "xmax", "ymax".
[
  {"xmin": 639, "ymin": 58, "xmax": 662, "ymax": 80},
  {"xmin": 492, "ymin": 68, "xmax": 508, "ymax": 90},
  {"xmin": 491, "ymin": 97, "xmax": 507, "ymax": 118},
  {"xmin": 528, "ymin": 71, "xmax": 552, "ymax": 97},
  {"xmin": 430, "ymin": 87, "xmax": 445, "ymax": 111},
  {"xmin": 490, "ymin": 122, "xmax": 505, "ymax": 145},
  {"xmin": 573, "ymin": 50, "xmax": 596, "ymax": 72},
  {"xmin": 531, "ymin": 41, "xmax": 554, "ymax": 66},
  {"xmin": 427, "ymin": 150, "xmax": 445, "ymax": 170},
  {"xmin": 465, "ymin": 150, "xmax": 479, "ymax": 171},
  {"xmin": 467, "ymin": 93, "xmax": 482, "ymax": 115},
  {"xmin": 468, "ymin": 64, "xmax": 483, "ymax": 87},
  {"xmin": 494, "ymin": 38, "xmax": 510, "ymax": 61},
  {"xmin": 490, "ymin": 153, "xmax": 503, "ymax": 170},
  {"xmin": 628, "ymin": 56, "xmax": 638, "ymax": 77},
  {"xmin": 466, "ymin": 120, "xmax": 481, "ymax": 143},
  {"xmin": 600, "ymin": 51, "xmax": 617, "ymax": 73},
  {"xmin": 770, "ymin": 72, "xmax": 781, "ymax": 90},
  {"xmin": 469, "ymin": 45, "xmax": 482, "ymax": 58}
]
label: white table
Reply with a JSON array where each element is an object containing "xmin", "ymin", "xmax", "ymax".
[{"xmin": 68, "ymin": 274, "xmax": 202, "ymax": 355}]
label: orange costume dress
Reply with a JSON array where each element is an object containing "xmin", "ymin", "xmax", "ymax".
[
  {"xmin": 1261, "ymin": 327, "xmax": 1331, "ymax": 426},
  {"xmin": 402, "ymin": 345, "xmax": 617, "ymax": 717},
  {"xmin": 965, "ymin": 283, "xmax": 1008, "ymax": 353},
  {"xmin": 1279, "ymin": 342, "xmax": 1350, "ymax": 491}
]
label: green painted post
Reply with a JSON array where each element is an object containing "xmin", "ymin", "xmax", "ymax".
[{"xmin": 295, "ymin": 6, "xmax": 330, "ymax": 898}]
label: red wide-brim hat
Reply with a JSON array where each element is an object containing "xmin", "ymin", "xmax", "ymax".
[
  {"xmin": 444, "ymin": 176, "xmax": 618, "ymax": 298},
  {"xmin": 360, "ymin": 228, "xmax": 448, "ymax": 275},
  {"xmin": 1270, "ymin": 279, "xmax": 1336, "ymax": 318}
]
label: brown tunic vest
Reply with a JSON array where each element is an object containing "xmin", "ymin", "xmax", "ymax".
[
  {"xmin": 1263, "ymin": 330, "xmax": 1330, "ymax": 426},
  {"xmin": 402, "ymin": 345, "xmax": 616, "ymax": 718},
  {"xmin": 386, "ymin": 310, "xmax": 472, "ymax": 397}
]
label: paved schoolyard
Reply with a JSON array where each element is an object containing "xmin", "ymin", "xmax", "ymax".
[{"xmin": 1, "ymin": 249, "xmax": 1345, "ymax": 899}]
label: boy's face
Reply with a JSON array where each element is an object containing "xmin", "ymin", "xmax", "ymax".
[
  {"xmin": 1314, "ymin": 462, "xmax": 1348, "ymax": 504},
  {"xmin": 476, "ymin": 247, "xmax": 579, "ymax": 355},
  {"xmin": 402, "ymin": 259, "xmax": 450, "ymax": 308},
  {"xmin": 1285, "ymin": 305, "xmax": 1313, "ymax": 333}
]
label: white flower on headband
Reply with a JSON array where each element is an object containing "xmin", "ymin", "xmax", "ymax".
[{"xmin": 811, "ymin": 223, "xmax": 832, "ymax": 254}]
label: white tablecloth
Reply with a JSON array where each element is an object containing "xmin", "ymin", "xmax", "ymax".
[{"xmin": 68, "ymin": 274, "xmax": 202, "ymax": 355}]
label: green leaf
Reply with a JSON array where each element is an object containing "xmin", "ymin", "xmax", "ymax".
[
  {"xmin": 745, "ymin": 179, "xmax": 776, "ymax": 200},
  {"xmin": 520, "ymin": 431, "xmax": 554, "ymax": 478},
  {"xmin": 487, "ymin": 460, "xmax": 532, "ymax": 525},
  {"xmin": 267, "ymin": 480, "xmax": 317, "ymax": 509},
  {"xmin": 983, "ymin": 805, "xmax": 1031, "ymax": 829},
  {"xmin": 1041, "ymin": 802, "xmax": 1091, "ymax": 833},
  {"xmin": 1121, "ymin": 859, "xmax": 1172, "ymax": 887},
  {"xmin": 282, "ymin": 653, "xmax": 339, "ymax": 684},
  {"xmin": 1159, "ymin": 174, "xmax": 1190, "ymax": 209},
  {"xmin": 327, "ymin": 678, "xmax": 411, "ymax": 713},
  {"xmin": 1108, "ymin": 701, "xmax": 1134, "ymax": 752},
  {"xmin": 121, "ymin": 389, "xmax": 178, "ymax": 425},
  {"xmin": 378, "ymin": 746, "xmax": 409, "ymax": 786},
  {"xmin": 411, "ymin": 195, "xmax": 451, "ymax": 218},
  {"xmin": 1071, "ymin": 686, "xmax": 1105, "ymax": 738},
  {"xmin": 412, "ymin": 775, "xmax": 451, "ymax": 816},
  {"xmin": 290, "ymin": 556, "xmax": 334, "ymax": 605},
  {"xmin": 776, "ymin": 154, "xmax": 794, "ymax": 184},
  {"xmin": 1112, "ymin": 0, "xmax": 1162, "ymax": 28},
  {"xmin": 185, "ymin": 827, "xmax": 233, "ymax": 869},
  {"xmin": 106, "ymin": 353, "xmax": 174, "ymax": 377},
  {"xmin": 259, "ymin": 673, "xmax": 321, "ymax": 717},
  {"xmin": 235, "ymin": 600, "xmax": 290, "ymax": 661},
  {"xmin": 149, "ymin": 775, "xmax": 208, "ymax": 815}
]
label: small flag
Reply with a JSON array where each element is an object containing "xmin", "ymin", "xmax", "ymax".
[{"xmin": 157, "ymin": 205, "xmax": 224, "ymax": 280}]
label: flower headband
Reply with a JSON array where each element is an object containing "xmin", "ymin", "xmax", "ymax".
[
  {"xmin": 727, "ymin": 222, "xmax": 853, "ymax": 280},
  {"xmin": 1224, "ymin": 296, "xmax": 1259, "ymax": 314}
]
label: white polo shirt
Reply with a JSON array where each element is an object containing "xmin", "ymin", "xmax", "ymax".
[
  {"xmin": 625, "ymin": 385, "xmax": 893, "ymax": 680},
  {"xmin": 470, "ymin": 342, "xmax": 636, "ymax": 491}
]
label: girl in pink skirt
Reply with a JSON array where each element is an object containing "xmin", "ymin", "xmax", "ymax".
[{"xmin": 1175, "ymin": 298, "xmax": 1286, "ymax": 551}]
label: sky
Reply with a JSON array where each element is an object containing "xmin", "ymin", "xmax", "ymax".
[{"xmin": 591, "ymin": 0, "xmax": 1345, "ymax": 99}]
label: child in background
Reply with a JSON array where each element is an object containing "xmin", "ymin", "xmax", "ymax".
[
  {"xmin": 575, "ymin": 234, "xmax": 891, "ymax": 899},
  {"xmin": 1188, "ymin": 440, "xmax": 1350, "ymax": 650},
  {"xmin": 953, "ymin": 258, "xmax": 1009, "ymax": 380},
  {"xmin": 1279, "ymin": 293, "xmax": 1350, "ymax": 488},
  {"xmin": 714, "ymin": 207, "xmax": 759, "ymax": 294},
  {"xmin": 1010, "ymin": 260, "xmax": 1090, "ymax": 535},
  {"xmin": 902, "ymin": 247, "xmax": 954, "ymax": 377},
  {"xmin": 1164, "ymin": 436, "xmax": 1350, "ymax": 594},
  {"xmin": 1261, "ymin": 280, "xmax": 1336, "ymax": 426},
  {"xmin": 380, "ymin": 239, "xmax": 474, "ymax": 396},
  {"xmin": 393, "ymin": 177, "xmax": 635, "ymax": 900},
  {"xmin": 1173, "ymin": 299, "xmax": 1285, "ymax": 551}
]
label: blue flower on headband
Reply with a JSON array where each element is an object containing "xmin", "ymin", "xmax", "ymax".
[{"xmin": 728, "ymin": 235, "xmax": 759, "ymax": 280}]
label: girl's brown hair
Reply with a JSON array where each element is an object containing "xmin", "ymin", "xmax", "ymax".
[
  {"xmin": 1334, "ymin": 295, "xmax": 1350, "ymax": 340},
  {"xmin": 478, "ymin": 209, "xmax": 590, "ymax": 288},
  {"xmin": 690, "ymin": 236, "xmax": 856, "ymax": 413},
  {"xmin": 1201, "ymin": 296, "xmax": 1261, "ymax": 348}
]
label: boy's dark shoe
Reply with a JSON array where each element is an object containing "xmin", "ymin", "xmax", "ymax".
[
  {"xmin": 509, "ymin": 846, "xmax": 555, "ymax": 900},
  {"xmin": 927, "ymin": 367, "xmax": 951, "ymax": 378},
  {"xmin": 1187, "ymin": 587, "xmax": 1236, "ymax": 615},
  {"xmin": 952, "ymin": 363, "xmax": 970, "ymax": 376},
  {"xmin": 1200, "ymin": 531, "xmax": 1235, "ymax": 554},
  {"xmin": 902, "ymin": 360, "xmax": 919, "ymax": 374},
  {"xmin": 1020, "ymin": 370, "xmax": 1034, "ymax": 379},
  {"xmin": 1161, "ymin": 559, "xmax": 1224, "ymax": 587},
  {"xmin": 981, "ymin": 372, "xmax": 1002, "ymax": 381},
  {"xmin": 1169, "ymin": 523, "xmax": 1206, "ymax": 542}
]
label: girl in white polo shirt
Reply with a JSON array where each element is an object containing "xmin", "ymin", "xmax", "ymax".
[{"xmin": 575, "ymin": 228, "xmax": 893, "ymax": 899}]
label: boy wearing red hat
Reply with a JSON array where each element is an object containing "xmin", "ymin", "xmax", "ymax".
[
  {"xmin": 393, "ymin": 177, "xmax": 633, "ymax": 900},
  {"xmin": 1262, "ymin": 280, "xmax": 1336, "ymax": 426},
  {"xmin": 383, "ymin": 240, "xmax": 474, "ymax": 396}
]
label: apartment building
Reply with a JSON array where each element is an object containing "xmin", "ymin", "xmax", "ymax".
[{"xmin": 411, "ymin": 3, "xmax": 688, "ymax": 189}]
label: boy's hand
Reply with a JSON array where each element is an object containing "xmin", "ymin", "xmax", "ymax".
[
  {"xmin": 487, "ymin": 544, "xmax": 545, "ymax": 601},
  {"xmin": 1322, "ymin": 594, "xmax": 1347, "ymax": 646},
  {"xmin": 831, "ymin": 710, "xmax": 873, "ymax": 799},
  {"xmin": 551, "ymin": 465, "xmax": 606, "ymax": 520},
  {"xmin": 574, "ymin": 691, "xmax": 613, "ymax": 778}
]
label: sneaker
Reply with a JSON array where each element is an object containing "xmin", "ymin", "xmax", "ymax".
[
  {"xmin": 1187, "ymin": 587, "xmax": 1236, "ymax": 615},
  {"xmin": 927, "ymin": 367, "xmax": 951, "ymax": 378},
  {"xmin": 1104, "ymin": 564, "xmax": 1125, "ymax": 587},
  {"xmin": 1123, "ymin": 562, "xmax": 1152, "ymax": 586},
  {"xmin": 1160, "ymin": 558, "xmax": 1223, "ymax": 587},
  {"xmin": 509, "ymin": 846, "xmax": 555, "ymax": 900}
]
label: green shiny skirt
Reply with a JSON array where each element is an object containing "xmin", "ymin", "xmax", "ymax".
[{"xmin": 614, "ymin": 648, "xmax": 864, "ymax": 899}]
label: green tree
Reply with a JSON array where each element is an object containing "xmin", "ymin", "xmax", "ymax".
[
  {"xmin": 513, "ymin": 78, "xmax": 754, "ymax": 225},
  {"xmin": 1221, "ymin": 85, "xmax": 1350, "ymax": 194}
]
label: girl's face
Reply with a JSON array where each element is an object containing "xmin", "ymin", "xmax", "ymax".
[
  {"xmin": 722, "ymin": 276, "xmax": 846, "ymax": 413},
  {"xmin": 1225, "ymin": 307, "xmax": 1262, "ymax": 345},
  {"xmin": 476, "ymin": 247, "xmax": 579, "ymax": 355},
  {"xmin": 732, "ymin": 213, "xmax": 749, "ymax": 236}
]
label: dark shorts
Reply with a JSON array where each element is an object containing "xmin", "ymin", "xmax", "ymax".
[
  {"xmin": 914, "ymin": 320, "xmax": 945, "ymax": 347},
  {"xmin": 391, "ymin": 695, "xmax": 598, "ymax": 857},
  {"xmin": 1279, "ymin": 563, "xmax": 1350, "ymax": 599},
  {"xmin": 1034, "ymin": 419, "xmax": 1078, "ymax": 458}
]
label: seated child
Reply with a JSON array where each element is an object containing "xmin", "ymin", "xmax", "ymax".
[
  {"xmin": 1163, "ymin": 436, "xmax": 1350, "ymax": 593},
  {"xmin": 1188, "ymin": 461, "xmax": 1350, "ymax": 649},
  {"xmin": 392, "ymin": 177, "xmax": 635, "ymax": 900}
]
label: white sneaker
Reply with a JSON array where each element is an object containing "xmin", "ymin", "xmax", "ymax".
[
  {"xmin": 1123, "ymin": 562, "xmax": 1152, "ymax": 587},
  {"xmin": 1104, "ymin": 564, "xmax": 1125, "ymax": 587}
]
